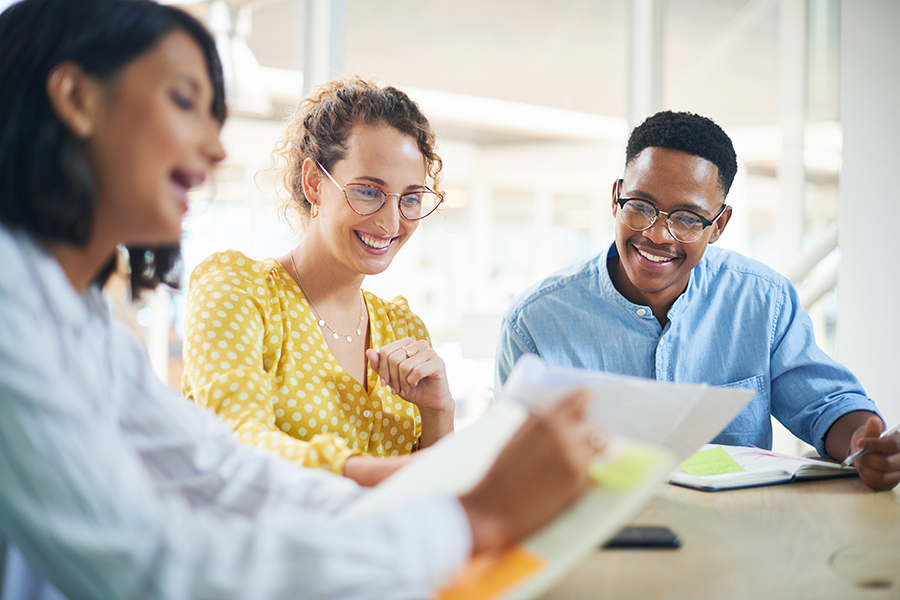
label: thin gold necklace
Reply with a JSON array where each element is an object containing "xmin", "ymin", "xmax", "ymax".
[{"xmin": 289, "ymin": 252, "xmax": 365, "ymax": 343}]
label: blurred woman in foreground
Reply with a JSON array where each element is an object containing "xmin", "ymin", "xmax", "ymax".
[{"xmin": 0, "ymin": 0, "xmax": 604, "ymax": 597}]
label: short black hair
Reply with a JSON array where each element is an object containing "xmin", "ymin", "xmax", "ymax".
[
  {"xmin": 625, "ymin": 111, "xmax": 738, "ymax": 197},
  {"xmin": 0, "ymin": 0, "xmax": 225, "ymax": 297}
]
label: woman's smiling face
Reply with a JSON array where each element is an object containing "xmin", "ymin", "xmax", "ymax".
[
  {"xmin": 308, "ymin": 123, "xmax": 427, "ymax": 277},
  {"xmin": 86, "ymin": 30, "xmax": 225, "ymax": 247}
]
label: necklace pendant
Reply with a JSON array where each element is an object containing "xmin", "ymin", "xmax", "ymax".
[
  {"xmin": 318, "ymin": 319, "xmax": 326, "ymax": 327},
  {"xmin": 332, "ymin": 332, "xmax": 339, "ymax": 340},
  {"xmin": 356, "ymin": 329, "xmax": 362, "ymax": 336},
  {"xmin": 346, "ymin": 335, "xmax": 353, "ymax": 343}
]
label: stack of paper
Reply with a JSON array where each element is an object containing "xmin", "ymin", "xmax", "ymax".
[{"xmin": 340, "ymin": 355, "xmax": 757, "ymax": 600}]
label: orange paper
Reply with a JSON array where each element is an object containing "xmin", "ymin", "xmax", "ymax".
[{"xmin": 437, "ymin": 546, "xmax": 545, "ymax": 600}]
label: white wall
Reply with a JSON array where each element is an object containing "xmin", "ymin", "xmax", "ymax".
[{"xmin": 837, "ymin": 0, "xmax": 900, "ymax": 425}]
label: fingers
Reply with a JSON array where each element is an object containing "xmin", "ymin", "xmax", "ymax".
[
  {"xmin": 529, "ymin": 389, "xmax": 604, "ymax": 475},
  {"xmin": 851, "ymin": 417, "xmax": 900, "ymax": 491},
  {"xmin": 860, "ymin": 415, "xmax": 885, "ymax": 441},
  {"xmin": 461, "ymin": 388, "xmax": 605, "ymax": 553},
  {"xmin": 555, "ymin": 389, "xmax": 592, "ymax": 418},
  {"xmin": 854, "ymin": 459, "xmax": 900, "ymax": 491},
  {"xmin": 365, "ymin": 349, "xmax": 380, "ymax": 371},
  {"xmin": 371, "ymin": 337, "xmax": 435, "ymax": 396},
  {"xmin": 530, "ymin": 389, "xmax": 590, "ymax": 423},
  {"xmin": 855, "ymin": 425, "xmax": 900, "ymax": 491},
  {"xmin": 861, "ymin": 427, "xmax": 900, "ymax": 454}
]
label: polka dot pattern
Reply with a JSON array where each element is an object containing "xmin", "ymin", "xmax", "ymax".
[{"xmin": 182, "ymin": 250, "xmax": 428, "ymax": 474}]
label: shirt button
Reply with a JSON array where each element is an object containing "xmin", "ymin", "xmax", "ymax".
[
  {"xmin": 659, "ymin": 337, "xmax": 665, "ymax": 345},
  {"xmin": 363, "ymin": 410, "xmax": 372, "ymax": 418},
  {"xmin": 636, "ymin": 308, "xmax": 646, "ymax": 316}
]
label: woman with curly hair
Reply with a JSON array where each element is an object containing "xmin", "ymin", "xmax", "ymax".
[{"xmin": 183, "ymin": 78, "xmax": 454, "ymax": 485}]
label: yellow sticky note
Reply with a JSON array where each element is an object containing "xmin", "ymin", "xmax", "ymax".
[
  {"xmin": 680, "ymin": 445, "xmax": 746, "ymax": 476},
  {"xmin": 590, "ymin": 444, "xmax": 665, "ymax": 491}
]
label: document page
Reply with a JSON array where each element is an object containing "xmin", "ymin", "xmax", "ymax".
[{"xmin": 501, "ymin": 354, "xmax": 755, "ymax": 462}]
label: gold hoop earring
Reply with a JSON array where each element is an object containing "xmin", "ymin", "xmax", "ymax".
[{"xmin": 310, "ymin": 204, "xmax": 319, "ymax": 218}]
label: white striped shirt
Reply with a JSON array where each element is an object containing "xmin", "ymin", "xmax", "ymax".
[{"xmin": 0, "ymin": 224, "xmax": 469, "ymax": 600}]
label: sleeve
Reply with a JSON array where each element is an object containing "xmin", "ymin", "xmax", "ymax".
[
  {"xmin": 768, "ymin": 278, "xmax": 881, "ymax": 457},
  {"xmin": 494, "ymin": 308, "xmax": 538, "ymax": 391},
  {"xmin": 387, "ymin": 295, "xmax": 432, "ymax": 345},
  {"xmin": 182, "ymin": 253, "xmax": 357, "ymax": 474},
  {"xmin": 0, "ymin": 284, "xmax": 471, "ymax": 600}
]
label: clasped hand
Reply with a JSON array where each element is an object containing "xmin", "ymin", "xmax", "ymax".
[{"xmin": 365, "ymin": 337, "xmax": 453, "ymax": 413}]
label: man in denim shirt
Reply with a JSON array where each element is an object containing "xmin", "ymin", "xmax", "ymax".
[{"xmin": 496, "ymin": 111, "xmax": 900, "ymax": 491}]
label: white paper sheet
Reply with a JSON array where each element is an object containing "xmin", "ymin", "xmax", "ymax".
[{"xmin": 500, "ymin": 354, "xmax": 755, "ymax": 463}]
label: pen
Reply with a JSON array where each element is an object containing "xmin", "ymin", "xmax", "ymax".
[{"xmin": 841, "ymin": 420, "xmax": 900, "ymax": 468}]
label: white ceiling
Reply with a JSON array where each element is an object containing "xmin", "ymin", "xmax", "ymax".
[{"xmin": 243, "ymin": 0, "xmax": 782, "ymax": 127}]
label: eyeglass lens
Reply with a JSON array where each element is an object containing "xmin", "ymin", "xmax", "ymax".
[
  {"xmin": 621, "ymin": 200, "xmax": 704, "ymax": 242},
  {"xmin": 344, "ymin": 183, "xmax": 441, "ymax": 220}
]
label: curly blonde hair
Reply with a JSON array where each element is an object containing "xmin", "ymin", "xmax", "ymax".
[{"xmin": 270, "ymin": 77, "xmax": 443, "ymax": 227}]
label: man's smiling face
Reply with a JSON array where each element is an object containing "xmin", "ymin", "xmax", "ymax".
[{"xmin": 610, "ymin": 146, "xmax": 732, "ymax": 315}]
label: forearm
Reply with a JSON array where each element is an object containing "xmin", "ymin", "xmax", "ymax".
[
  {"xmin": 824, "ymin": 410, "xmax": 882, "ymax": 460},
  {"xmin": 342, "ymin": 454, "xmax": 411, "ymax": 486},
  {"xmin": 418, "ymin": 403, "xmax": 455, "ymax": 448}
]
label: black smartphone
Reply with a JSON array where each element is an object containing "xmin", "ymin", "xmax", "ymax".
[{"xmin": 602, "ymin": 525, "xmax": 681, "ymax": 549}]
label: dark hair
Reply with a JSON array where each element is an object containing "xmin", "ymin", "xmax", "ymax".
[
  {"xmin": 0, "ymin": 0, "xmax": 225, "ymax": 297},
  {"xmin": 626, "ymin": 111, "xmax": 738, "ymax": 197},
  {"xmin": 271, "ymin": 77, "xmax": 442, "ymax": 226}
]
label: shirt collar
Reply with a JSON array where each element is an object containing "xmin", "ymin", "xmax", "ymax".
[
  {"xmin": 6, "ymin": 225, "xmax": 106, "ymax": 328},
  {"xmin": 598, "ymin": 241, "xmax": 706, "ymax": 321}
]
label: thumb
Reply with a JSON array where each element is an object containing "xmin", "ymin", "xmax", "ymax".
[
  {"xmin": 366, "ymin": 349, "xmax": 380, "ymax": 370},
  {"xmin": 556, "ymin": 389, "xmax": 591, "ymax": 418},
  {"xmin": 863, "ymin": 415, "xmax": 884, "ymax": 440}
]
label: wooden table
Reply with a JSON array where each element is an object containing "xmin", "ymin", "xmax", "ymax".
[{"xmin": 542, "ymin": 479, "xmax": 900, "ymax": 600}]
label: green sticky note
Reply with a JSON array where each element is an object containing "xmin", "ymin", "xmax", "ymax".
[
  {"xmin": 590, "ymin": 445, "xmax": 665, "ymax": 491},
  {"xmin": 680, "ymin": 445, "xmax": 746, "ymax": 477}
]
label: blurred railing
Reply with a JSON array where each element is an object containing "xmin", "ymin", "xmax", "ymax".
[{"xmin": 785, "ymin": 224, "xmax": 838, "ymax": 310}]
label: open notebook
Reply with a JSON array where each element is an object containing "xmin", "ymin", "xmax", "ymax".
[{"xmin": 669, "ymin": 444, "xmax": 858, "ymax": 491}]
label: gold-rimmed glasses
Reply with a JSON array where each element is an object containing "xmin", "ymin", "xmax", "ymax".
[{"xmin": 317, "ymin": 162, "xmax": 444, "ymax": 221}]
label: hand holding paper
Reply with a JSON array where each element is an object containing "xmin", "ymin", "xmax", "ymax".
[
  {"xmin": 341, "ymin": 355, "xmax": 756, "ymax": 600},
  {"xmin": 460, "ymin": 390, "xmax": 601, "ymax": 553}
]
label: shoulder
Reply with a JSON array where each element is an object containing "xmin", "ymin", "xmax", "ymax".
[
  {"xmin": 504, "ymin": 252, "xmax": 606, "ymax": 322},
  {"xmin": 189, "ymin": 250, "xmax": 282, "ymax": 293},
  {"xmin": 699, "ymin": 246, "xmax": 790, "ymax": 293},
  {"xmin": 365, "ymin": 292, "xmax": 429, "ymax": 340},
  {"xmin": 0, "ymin": 225, "xmax": 32, "ymax": 298}
]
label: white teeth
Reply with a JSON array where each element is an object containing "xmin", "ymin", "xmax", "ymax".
[
  {"xmin": 358, "ymin": 232, "xmax": 392, "ymax": 249},
  {"xmin": 637, "ymin": 248, "xmax": 672, "ymax": 263}
]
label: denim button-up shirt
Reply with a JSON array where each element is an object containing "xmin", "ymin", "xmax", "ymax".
[{"xmin": 496, "ymin": 243, "xmax": 879, "ymax": 457}]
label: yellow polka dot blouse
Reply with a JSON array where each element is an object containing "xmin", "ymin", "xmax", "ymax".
[{"xmin": 181, "ymin": 250, "xmax": 429, "ymax": 474}]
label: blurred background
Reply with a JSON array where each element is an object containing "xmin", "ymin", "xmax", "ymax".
[{"xmin": 4, "ymin": 0, "xmax": 890, "ymax": 454}]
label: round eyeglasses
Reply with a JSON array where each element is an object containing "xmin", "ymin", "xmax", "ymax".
[
  {"xmin": 317, "ymin": 162, "xmax": 444, "ymax": 221},
  {"xmin": 615, "ymin": 179, "xmax": 727, "ymax": 243}
]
